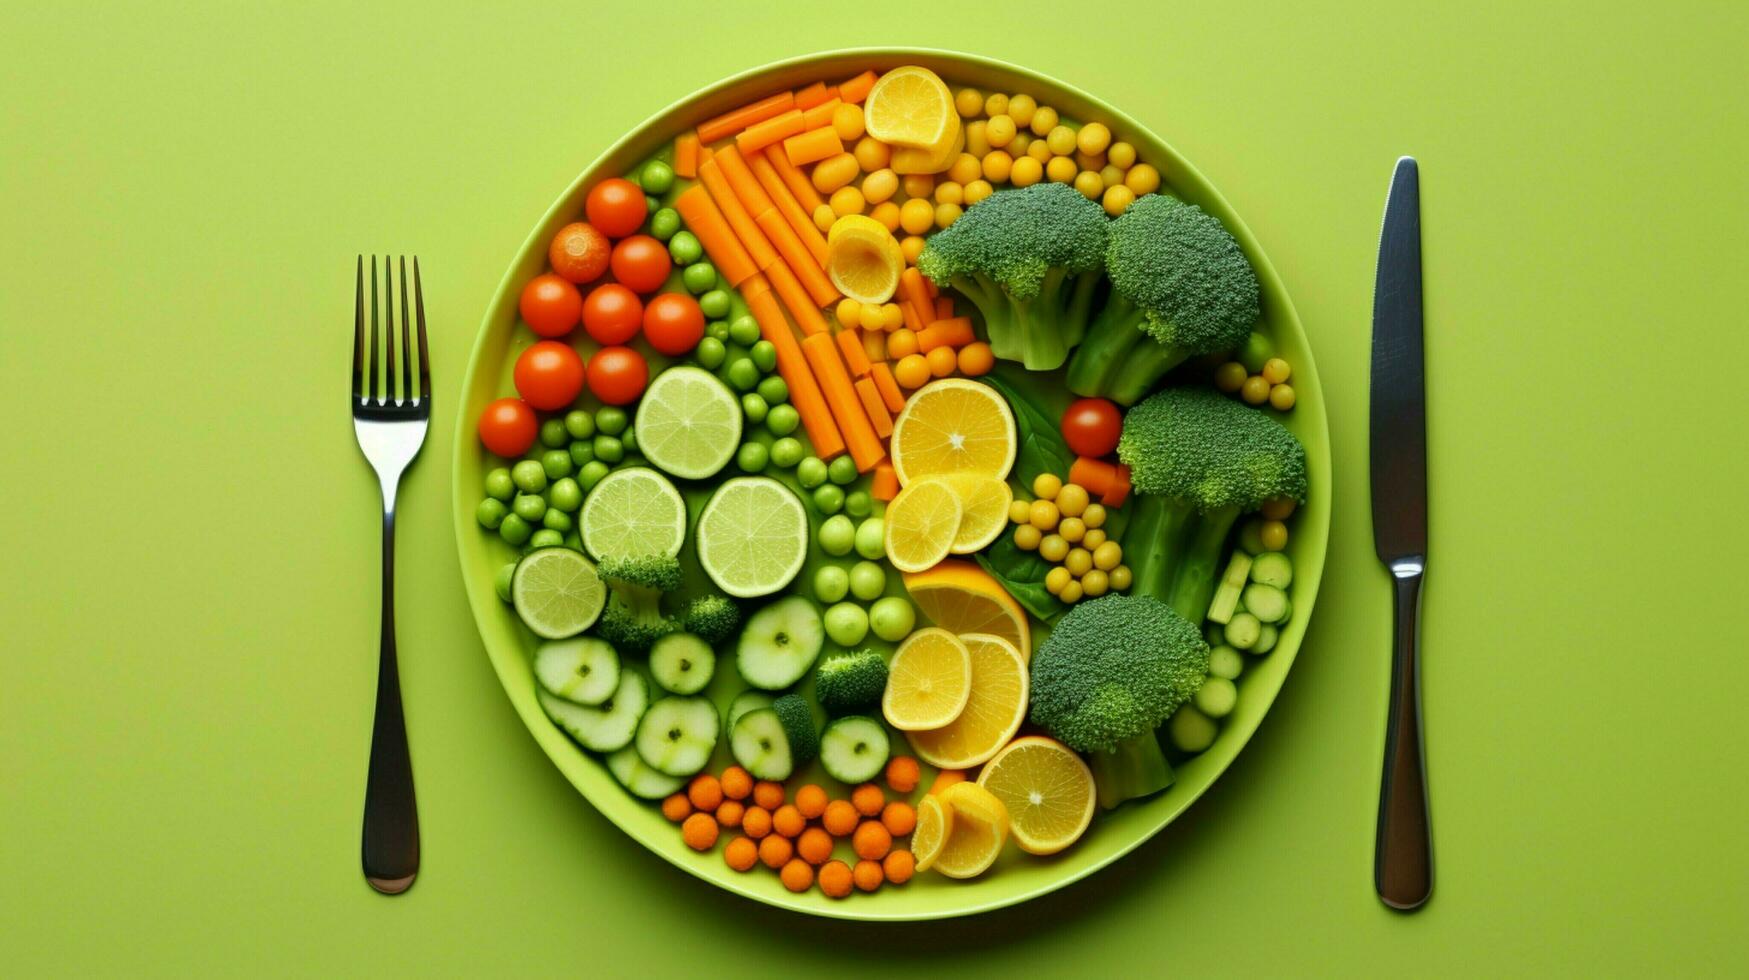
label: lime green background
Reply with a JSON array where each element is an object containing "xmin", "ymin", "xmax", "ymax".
[{"xmin": 3, "ymin": 2, "xmax": 1744, "ymax": 975}]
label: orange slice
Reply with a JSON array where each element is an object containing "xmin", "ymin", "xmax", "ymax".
[
  {"xmin": 906, "ymin": 633, "xmax": 1029, "ymax": 769},
  {"xmin": 902, "ymin": 560, "xmax": 1031, "ymax": 660},
  {"xmin": 976, "ymin": 736, "xmax": 1096, "ymax": 855}
]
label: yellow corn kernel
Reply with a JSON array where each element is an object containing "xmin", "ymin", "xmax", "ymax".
[
  {"xmin": 900, "ymin": 235, "xmax": 926, "ymax": 265},
  {"xmin": 1029, "ymin": 105, "xmax": 1059, "ymax": 136},
  {"xmin": 954, "ymin": 87, "xmax": 983, "ymax": 118},
  {"xmin": 984, "ymin": 114, "xmax": 1017, "ymax": 148},
  {"xmin": 1010, "ymin": 132, "xmax": 1032, "ymax": 157},
  {"xmin": 1082, "ymin": 503, "xmax": 1107, "ymax": 528},
  {"xmin": 829, "ymin": 185, "xmax": 865, "ymax": 216},
  {"xmin": 1039, "ymin": 534, "xmax": 1069, "ymax": 563},
  {"xmin": 1093, "ymin": 540, "xmax": 1123, "ymax": 571},
  {"xmin": 1010, "ymin": 156, "xmax": 1043, "ymax": 187},
  {"xmin": 948, "ymin": 153, "xmax": 981, "ymax": 185},
  {"xmin": 859, "ymin": 302, "xmax": 885, "ymax": 332},
  {"xmin": 934, "ymin": 181, "xmax": 963, "ymax": 205},
  {"xmin": 1100, "ymin": 164, "xmax": 1125, "ymax": 189},
  {"xmin": 1073, "ymin": 171, "xmax": 1103, "ymax": 200},
  {"xmin": 1027, "ymin": 139, "xmax": 1053, "ymax": 163},
  {"xmin": 861, "ymin": 168, "xmax": 898, "ymax": 204},
  {"xmin": 869, "ymin": 200, "xmax": 901, "ymax": 232},
  {"xmin": 1058, "ymin": 517, "xmax": 1086, "ymax": 543},
  {"xmin": 1075, "ymin": 149, "xmax": 1106, "ymax": 172},
  {"xmin": 962, "ymin": 178, "xmax": 993, "ymax": 205},
  {"xmin": 1125, "ymin": 163, "xmax": 1161, "ymax": 195},
  {"xmin": 964, "ymin": 120, "xmax": 990, "ymax": 157},
  {"xmin": 1029, "ymin": 496, "xmax": 1060, "ymax": 527},
  {"xmin": 1107, "ymin": 141, "xmax": 1136, "ymax": 169},
  {"xmin": 1008, "ymin": 499, "xmax": 1033, "ymax": 523},
  {"xmin": 1064, "ymin": 548, "xmax": 1093, "ymax": 577},
  {"xmin": 1046, "ymin": 156, "xmax": 1077, "ymax": 184},
  {"xmin": 836, "ymin": 299, "xmax": 862, "ymax": 327},
  {"xmin": 1081, "ymin": 569, "xmax": 1109, "ymax": 597},
  {"xmin": 1055, "ymin": 484, "xmax": 1089, "ymax": 517},
  {"xmin": 1007, "ymin": 94, "xmax": 1037, "ymax": 127},
  {"xmin": 880, "ymin": 302, "xmax": 904, "ymax": 331},
  {"xmin": 1077, "ymin": 121, "xmax": 1111, "ymax": 155},
  {"xmin": 1058, "ymin": 580, "xmax": 1083, "ymax": 604},
  {"xmin": 852, "ymin": 137, "xmax": 890, "ymax": 172},
  {"xmin": 1109, "ymin": 564, "xmax": 1132, "ymax": 590},
  {"xmin": 813, "ymin": 204, "xmax": 837, "ymax": 232},
  {"xmin": 1032, "ymin": 473, "xmax": 1063, "ymax": 499},
  {"xmin": 1102, "ymin": 184, "xmax": 1135, "ymax": 216},
  {"xmin": 1044, "ymin": 565, "xmax": 1071, "ymax": 594},
  {"xmin": 901, "ymin": 173, "xmax": 934, "ymax": 199},
  {"xmin": 984, "ymin": 93, "xmax": 1009, "ymax": 117},
  {"xmin": 981, "ymin": 150, "xmax": 1014, "ymax": 183},
  {"xmin": 934, "ymin": 202, "xmax": 962, "ymax": 228},
  {"xmin": 898, "ymin": 198, "xmax": 934, "ymax": 236},
  {"xmin": 1045, "ymin": 125, "xmax": 1077, "ymax": 156},
  {"xmin": 1014, "ymin": 524, "xmax": 1042, "ymax": 551},
  {"xmin": 811, "ymin": 153, "xmax": 860, "ymax": 194},
  {"xmin": 832, "ymin": 103, "xmax": 866, "ymax": 142},
  {"xmin": 1081, "ymin": 528, "xmax": 1106, "ymax": 550}
]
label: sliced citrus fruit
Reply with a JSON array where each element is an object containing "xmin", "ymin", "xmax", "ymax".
[
  {"xmin": 892, "ymin": 124, "xmax": 965, "ymax": 176},
  {"xmin": 694, "ymin": 476, "xmax": 809, "ymax": 597},
  {"xmin": 578, "ymin": 467, "xmax": 687, "ymax": 559},
  {"xmin": 907, "ymin": 633, "xmax": 1028, "ymax": 769},
  {"xmin": 889, "ymin": 379, "xmax": 1016, "ymax": 486},
  {"xmin": 910, "ymin": 794, "xmax": 954, "ymax": 874},
  {"xmin": 632, "ymin": 365, "xmax": 742, "ymax": 479},
  {"xmin": 883, "ymin": 478, "xmax": 962, "ymax": 573},
  {"xmin": 931, "ymin": 782, "xmax": 1010, "ymax": 879},
  {"xmin": 826, "ymin": 214, "xmax": 904, "ymax": 304},
  {"xmin": 919, "ymin": 472, "xmax": 1012, "ymax": 554},
  {"xmin": 881, "ymin": 627, "xmax": 972, "ymax": 731},
  {"xmin": 902, "ymin": 560, "xmax": 1031, "ymax": 660},
  {"xmin": 510, "ymin": 547, "xmax": 605, "ymax": 639},
  {"xmin": 976, "ymin": 735, "xmax": 1096, "ymax": 855},
  {"xmin": 863, "ymin": 66, "xmax": 957, "ymax": 150}
]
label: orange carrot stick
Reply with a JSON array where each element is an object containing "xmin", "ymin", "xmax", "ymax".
[
  {"xmin": 736, "ymin": 108, "xmax": 804, "ymax": 155},
  {"xmin": 783, "ymin": 128, "xmax": 843, "ymax": 167},
  {"xmin": 713, "ymin": 145, "xmax": 775, "ymax": 215},
  {"xmin": 1103, "ymin": 464, "xmax": 1132, "ymax": 506},
  {"xmin": 698, "ymin": 91, "xmax": 795, "ymax": 144},
  {"xmin": 749, "ymin": 152, "xmax": 830, "ymax": 268},
  {"xmin": 755, "ymin": 210, "xmax": 838, "ymax": 307},
  {"xmin": 900, "ymin": 299, "xmax": 925, "ymax": 333},
  {"xmin": 764, "ymin": 145, "xmax": 824, "ymax": 212},
  {"xmin": 934, "ymin": 296, "xmax": 953, "ymax": 320},
  {"xmin": 794, "ymin": 81, "xmax": 830, "ymax": 111},
  {"xmin": 900, "ymin": 267, "xmax": 932, "ymax": 317},
  {"xmin": 801, "ymin": 97, "xmax": 842, "ymax": 131},
  {"xmin": 917, "ymin": 317, "xmax": 974, "ymax": 352},
  {"xmin": 745, "ymin": 277, "xmax": 844, "ymax": 459},
  {"xmin": 1069, "ymin": 456, "xmax": 1118, "ymax": 498},
  {"xmin": 765, "ymin": 260, "xmax": 831, "ymax": 335},
  {"xmin": 802, "ymin": 333, "xmax": 886, "ymax": 471},
  {"xmin": 698, "ymin": 156, "xmax": 778, "ymax": 271},
  {"xmin": 698, "ymin": 144, "xmax": 714, "ymax": 167},
  {"xmin": 861, "ymin": 328, "xmax": 885, "ymax": 364},
  {"xmin": 674, "ymin": 134, "xmax": 700, "ymax": 179},
  {"xmin": 837, "ymin": 328, "xmax": 872, "ymax": 376},
  {"xmin": 839, "ymin": 70, "xmax": 879, "ymax": 105},
  {"xmin": 870, "ymin": 463, "xmax": 900, "ymax": 501},
  {"xmin": 854, "ymin": 378, "xmax": 894, "ymax": 438},
  {"xmin": 674, "ymin": 186, "xmax": 756, "ymax": 285},
  {"xmin": 869, "ymin": 362, "xmax": 906, "ymax": 413}
]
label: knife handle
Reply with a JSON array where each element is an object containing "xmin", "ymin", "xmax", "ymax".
[{"xmin": 1375, "ymin": 564, "xmax": 1432, "ymax": 910}]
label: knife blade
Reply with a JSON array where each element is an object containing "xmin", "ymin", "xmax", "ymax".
[{"xmin": 1370, "ymin": 156, "xmax": 1432, "ymax": 912}]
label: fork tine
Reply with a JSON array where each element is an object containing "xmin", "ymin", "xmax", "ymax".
[
  {"xmin": 369, "ymin": 256, "xmax": 381, "ymax": 403},
  {"xmin": 398, "ymin": 256, "xmax": 413, "ymax": 405},
  {"xmin": 353, "ymin": 256, "xmax": 365, "ymax": 399},
  {"xmin": 383, "ymin": 256, "xmax": 398, "ymax": 404},
  {"xmin": 413, "ymin": 257, "xmax": 431, "ymax": 403}
]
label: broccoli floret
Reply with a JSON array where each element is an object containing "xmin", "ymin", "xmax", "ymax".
[
  {"xmin": 1117, "ymin": 388, "xmax": 1308, "ymax": 624},
  {"xmin": 1066, "ymin": 194, "xmax": 1260, "ymax": 405},
  {"xmin": 592, "ymin": 553, "xmax": 683, "ymax": 652},
  {"xmin": 682, "ymin": 594, "xmax": 740, "ymax": 645},
  {"xmin": 1029, "ymin": 594, "xmax": 1209, "ymax": 808},
  {"xmin": 814, "ymin": 650, "xmax": 888, "ymax": 715},
  {"xmin": 917, "ymin": 183, "xmax": 1109, "ymax": 370}
]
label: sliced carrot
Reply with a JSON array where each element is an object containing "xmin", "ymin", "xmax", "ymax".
[
  {"xmin": 697, "ymin": 156, "xmax": 778, "ymax": 271},
  {"xmin": 870, "ymin": 462, "xmax": 900, "ymax": 501},
  {"xmin": 745, "ymin": 278, "xmax": 844, "ymax": 459},
  {"xmin": 736, "ymin": 108, "xmax": 804, "ymax": 155},
  {"xmin": 854, "ymin": 377, "xmax": 894, "ymax": 437},
  {"xmin": 674, "ymin": 186, "xmax": 756, "ymax": 285},
  {"xmin": 783, "ymin": 127, "xmax": 843, "ymax": 167},
  {"xmin": 749, "ymin": 152, "xmax": 829, "ymax": 267},
  {"xmin": 1103, "ymin": 463, "xmax": 1132, "ymax": 506},
  {"xmin": 839, "ymin": 69, "xmax": 879, "ymax": 104},
  {"xmin": 861, "ymin": 328, "xmax": 886, "ymax": 364},
  {"xmin": 934, "ymin": 296, "xmax": 953, "ymax": 320},
  {"xmin": 924, "ymin": 277, "xmax": 939, "ymax": 298},
  {"xmin": 712, "ymin": 145, "xmax": 775, "ymax": 215},
  {"xmin": 900, "ymin": 298, "xmax": 925, "ymax": 333},
  {"xmin": 900, "ymin": 267, "xmax": 932, "ymax": 317},
  {"xmin": 765, "ymin": 260, "xmax": 832, "ymax": 335},
  {"xmin": 928, "ymin": 769, "xmax": 968, "ymax": 796},
  {"xmin": 794, "ymin": 81, "xmax": 831, "ymax": 110},
  {"xmin": 764, "ymin": 144, "xmax": 824, "ymax": 212},
  {"xmin": 837, "ymin": 328, "xmax": 872, "ymax": 376},
  {"xmin": 697, "ymin": 91, "xmax": 795, "ymax": 144},
  {"xmin": 917, "ymin": 317, "xmax": 974, "ymax": 352},
  {"xmin": 1069, "ymin": 456, "xmax": 1118, "ymax": 498},
  {"xmin": 801, "ymin": 97, "xmax": 842, "ymax": 131},
  {"xmin": 869, "ymin": 362, "xmax": 906, "ymax": 413},
  {"xmin": 674, "ymin": 133, "xmax": 700, "ymax": 179},
  {"xmin": 802, "ymin": 333, "xmax": 886, "ymax": 472},
  {"xmin": 755, "ymin": 209, "xmax": 838, "ymax": 309},
  {"xmin": 698, "ymin": 144, "xmax": 714, "ymax": 167}
]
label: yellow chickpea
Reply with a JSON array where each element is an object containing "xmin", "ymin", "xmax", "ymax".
[
  {"xmin": 1081, "ymin": 528, "xmax": 1106, "ymax": 550},
  {"xmin": 1007, "ymin": 94, "xmax": 1037, "ymax": 127},
  {"xmin": 1269, "ymin": 384, "xmax": 1297, "ymax": 411},
  {"xmin": 835, "ymin": 299, "xmax": 862, "ymax": 327},
  {"xmin": 812, "ymin": 153, "xmax": 860, "ymax": 193},
  {"xmin": 901, "ymin": 173, "xmax": 934, "ymax": 199},
  {"xmin": 1077, "ymin": 121, "xmax": 1111, "ymax": 156},
  {"xmin": 829, "ymin": 186, "xmax": 865, "ymax": 216},
  {"xmin": 880, "ymin": 302, "xmax": 904, "ymax": 331},
  {"xmin": 1010, "ymin": 130, "xmax": 1032, "ymax": 153},
  {"xmin": 869, "ymin": 200, "xmax": 901, "ymax": 232},
  {"xmin": 832, "ymin": 103, "xmax": 866, "ymax": 142},
  {"xmin": 934, "ymin": 202, "xmax": 962, "ymax": 228},
  {"xmin": 982, "ymin": 150, "xmax": 1014, "ymax": 184},
  {"xmin": 984, "ymin": 114, "xmax": 1017, "ymax": 148},
  {"xmin": 1046, "ymin": 125, "xmax": 1078, "ymax": 156},
  {"xmin": 1032, "ymin": 473, "xmax": 1063, "ymax": 499},
  {"xmin": 1261, "ymin": 497, "xmax": 1297, "ymax": 521},
  {"xmin": 1262, "ymin": 358, "xmax": 1292, "ymax": 384},
  {"xmin": 852, "ymin": 137, "xmax": 890, "ymax": 172},
  {"xmin": 1099, "ymin": 164, "xmax": 1126, "ymax": 189},
  {"xmin": 1026, "ymin": 139, "xmax": 1053, "ymax": 163},
  {"xmin": 948, "ymin": 153, "xmax": 981, "ymax": 185},
  {"xmin": 1058, "ymin": 580, "xmax": 1084, "ymax": 604},
  {"xmin": 899, "ymin": 198, "xmax": 934, "ymax": 236},
  {"xmin": 1125, "ymin": 163, "xmax": 1161, "ymax": 195},
  {"xmin": 984, "ymin": 93, "xmax": 1009, "ymax": 117},
  {"xmin": 962, "ymin": 179, "xmax": 994, "ymax": 205},
  {"xmin": 1109, "ymin": 565, "xmax": 1133, "ymax": 590},
  {"xmin": 1044, "ymin": 565, "xmax": 1072, "ymax": 594},
  {"xmin": 1261, "ymin": 520, "xmax": 1289, "ymax": 551},
  {"xmin": 900, "ymin": 235, "xmax": 926, "ymax": 265},
  {"xmin": 1029, "ymin": 105, "xmax": 1059, "ymax": 136},
  {"xmin": 861, "ymin": 168, "xmax": 898, "ymax": 204},
  {"xmin": 1081, "ymin": 569, "xmax": 1109, "ymax": 597},
  {"xmin": 1011, "ymin": 156, "xmax": 1043, "ymax": 187},
  {"xmin": 1075, "ymin": 150, "xmax": 1106, "ymax": 172},
  {"xmin": 1058, "ymin": 517, "xmax": 1086, "ymax": 543},
  {"xmin": 1082, "ymin": 503, "xmax": 1106, "ymax": 529},
  {"xmin": 1064, "ymin": 548, "xmax": 1093, "ymax": 577},
  {"xmin": 858, "ymin": 302, "xmax": 885, "ymax": 332},
  {"xmin": 1102, "ymin": 184, "xmax": 1135, "ymax": 217},
  {"xmin": 1039, "ymin": 534, "xmax": 1069, "ymax": 563},
  {"xmin": 1008, "ymin": 499, "xmax": 1033, "ymax": 524},
  {"xmin": 934, "ymin": 181, "xmax": 963, "ymax": 205},
  {"xmin": 1241, "ymin": 375, "xmax": 1271, "ymax": 405},
  {"xmin": 1073, "ymin": 171, "xmax": 1104, "ymax": 200},
  {"xmin": 964, "ymin": 120, "xmax": 990, "ymax": 157},
  {"xmin": 1030, "ymin": 498, "xmax": 1060, "ymax": 530},
  {"xmin": 813, "ymin": 204, "xmax": 837, "ymax": 232},
  {"xmin": 1055, "ymin": 483, "xmax": 1089, "ymax": 517},
  {"xmin": 955, "ymin": 88, "xmax": 983, "ymax": 117},
  {"xmin": 1046, "ymin": 156, "xmax": 1078, "ymax": 184},
  {"xmin": 1093, "ymin": 540, "xmax": 1123, "ymax": 571},
  {"xmin": 1013, "ymin": 524, "xmax": 1042, "ymax": 551},
  {"xmin": 1215, "ymin": 361, "xmax": 1248, "ymax": 393},
  {"xmin": 1108, "ymin": 141, "xmax": 1136, "ymax": 169}
]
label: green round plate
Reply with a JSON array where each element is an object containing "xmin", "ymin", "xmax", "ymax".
[{"xmin": 453, "ymin": 48, "xmax": 1330, "ymax": 921}]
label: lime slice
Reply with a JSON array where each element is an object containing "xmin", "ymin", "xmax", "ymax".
[
  {"xmin": 511, "ymin": 548, "xmax": 606, "ymax": 639},
  {"xmin": 634, "ymin": 365, "xmax": 743, "ymax": 480},
  {"xmin": 695, "ymin": 477, "xmax": 809, "ymax": 598},
  {"xmin": 579, "ymin": 467, "xmax": 687, "ymax": 560}
]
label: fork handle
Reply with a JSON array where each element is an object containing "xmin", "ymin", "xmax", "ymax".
[
  {"xmin": 362, "ymin": 502, "xmax": 419, "ymax": 894},
  {"xmin": 1375, "ymin": 567, "xmax": 1431, "ymax": 910}
]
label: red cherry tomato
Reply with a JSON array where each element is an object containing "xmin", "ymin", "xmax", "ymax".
[
  {"xmin": 642, "ymin": 293, "xmax": 705, "ymax": 356},
  {"xmin": 582, "ymin": 283, "xmax": 643, "ymax": 345},
  {"xmin": 548, "ymin": 222, "xmax": 610, "ymax": 283},
  {"xmin": 1061, "ymin": 397, "xmax": 1123, "ymax": 458},
  {"xmin": 586, "ymin": 346, "xmax": 648, "ymax": 405},
  {"xmin": 514, "ymin": 341, "xmax": 585, "ymax": 411},
  {"xmin": 518, "ymin": 273, "xmax": 582, "ymax": 338},
  {"xmin": 477, "ymin": 398, "xmax": 537, "ymax": 457},
  {"xmin": 610, "ymin": 235, "xmax": 672, "ymax": 294},
  {"xmin": 586, "ymin": 178, "xmax": 648, "ymax": 238}
]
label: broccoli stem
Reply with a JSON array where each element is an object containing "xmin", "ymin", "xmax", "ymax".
[
  {"xmin": 1066, "ymin": 296, "xmax": 1194, "ymax": 404},
  {"xmin": 954, "ymin": 270, "xmax": 1100, "ymax": 371},
  {"xmin": 1089, "ymin": 730, "xmax": 1176, "ymax": 809},
  {"xmin": 1125, "ymin": 495, "xmax": 1242, "ymax": 623}
]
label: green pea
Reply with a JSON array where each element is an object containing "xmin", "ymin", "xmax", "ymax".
[
  {"xmin": 1237, "ymin": 518, "xmax": 1265, "ymax": 555},
  {"xmin": 854, "ymin": 518, "xmax": 885, "ymax": 559},
  {"xmin": 563, "ymin": 531, "xmax": 584, "ymax": 552},
  {"xmin": 818, "ymin": 515, "xmax": 856, "ymax": 556},
  {"xmin": 844, "ymin": 490, "xmax": 872, "ymax": 518},
  {"xmin": 823, "ymin": 602, "xmax": 869, "ymax": 647},
  {"xmin": 593, "ymin": 435, "xmax": 624, "ymax": 464},
  {"xmin": 498, "ymin": 513, "xmax": 533, "ymax": 546},
  {"xmin": 569, "ymin": 440, "xmax": 595, "ymax": 467},
  {"xmin": 1208, "ymin": 645, "xmax": 1245, "ymax": 680},
  {"xmin": 476, "ymin": 497, "xmax": 508, "ymax": 530},
  {"xmin": 644, "ymin": 193, "xmax": 661, "ymax": 215},
  {"xmin": 699, "ymin": 289, "xmax": 732, "ymax": 319},
  {"xmin": 1237, "ymin": 331, "xmax": 1275, "ymax": 373},
  {"xmin": 578, "ymin": 460, "xmax": 610, "ymax": 491},
  {"xmin": 484, "ymin": 467, "xmax": 515, "ymax": 501},
  {"xmin": 756, "ymin": 376, "xmax": 788, "ymax": 405},
  {"xmin": 813, "ymin": 484, "xmax": 845, "ymax": 514},
  {"xmin": 849, "ymin": 561, "xmax": 886, "ymax": 601},
  {"xmin": 564, "ymin": 410, "xmax": 596, "ymax": 440},
  {"xmin": 511, "ymin": 460, "xmax": 548, "ymax": 493},
  {"xmin": 728, "ymin": 315, "xmax": 761, "ymax": 346},
  {"xmin": 769, "ymin": 437, "xmax": 805, "ymax": 469},
  {"xmin": 813, "ymin": 565, "xmax": 850, "ymax": 603},
  {"xmin": 741, "ymin": 393, "xmax": 768, "ymax": 424},
  {"xmin": 682, "ymin": 261, "xmax": 717, "ymax": 294},
  {"xmin": 796, "ymin": 456, "xmax": 828, "ymax": 488},
  {"xmin": 706, "ymin": 320, "xmax": 730, "ymax": 342},
  {"xmin": 539, "ymin": 419, "xmax": 569, "ymax": 448},
  {"xmin": 668, "ymin": 230, "xmax": 703, "ymax": 265},
  {"xmin": 766, "ymin": 404, "xmax": 799, "ymax": 436},
  {"xmin": 620, "ymin": 428, "xmax": 637, "ymax": 455},
  {"xmin": 695, "ymin": 336, "xmax": 727, "ymax": 369},
  {"xmin": 595, "ymin": 406, "xmax": 628, "ymax": 436},
  {"xmin": 736, "ymin": 441, "xmax": 769, "ymax": 472},
  {"xmin": 529, "ymin": 528, "xmax": 565, "ymax": 550},
  {"xmin": 868, "ymin": 596, "xmax": 915, "ymax": 642},
  {"xmin": 749, "ymin": 340, "xmax": 778, "ymax": 373},
  {"xmin": 541, "ymin": 508, "xmax": 573, "ymax": 533},
  {"xmin": 649, "ymin": 207, "xmax": 681, "ymax": 241},
  {"xmin": 542, "ymin": 449, "xmax": 573, "ymax": 480},
  {"xmin": 513, "ymin": 493, "xmax": 547, "ymax": 522},
  {"xmin": 548, "ymin": 477, "xmax": 583, "ymax": 512},
  {"xmin": 726, "ymin": 358, "xmax": 760, "ymax": 391},
  {"xmin": 640, "ymin": 160, "xmax": 674, "ymax": 195},
  {"xmin": 494, "ymin": 563, "xmax": 516, "ymax": 602},
  {"xmin": 828, "ymin": 455, "xmax": 858, "ymax": 485}
]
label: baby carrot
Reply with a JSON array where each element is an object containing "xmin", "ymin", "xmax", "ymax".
[
  {"xmin": 927, "ymin": 769, "xmax": 967, "ymax": 796},
  {"xmin": 900, "ymin": 267, "xmax": 932, "ymax": 318},
  {"xmin": 744, "ymin": 279, "xmax": 845, "ymax": 459},
  {"xmin": 870, "ymin": 462, "xmax": 900, "ymax": 502},
  {"xmin": 839, "ymin": 69, "xmax": 879, "ymax": 104},
  {"xmin": 800, "ymin": 97, "xmax": 842, "ymax": 131},
  {"xmin": 712, "ymin": 144, "xmax": 775, "ymax": 216},
  {"xmin": 861, "ymin": 328, "xmax": 885, "ymax": 365},
  {"xmin": 900, "ymin": 298, "xmax": 926, "ymax": 333},
  {"xmin": 803, "ymin": 333, "xmax": 887, "ymax": 472},
  {"xmin": 1104, "ymin": 463, "xmax": 1132, "ymax": 507},
  {"xmin": 736, "ymin": 108, "xmax": 804, "ymax": 155},
  {"xmin": 755, "ymin": 210, "xmax": 838, "ymax": 308},
  {"xmin": 836, "ymin": 328, "xmax": 872, "ymax": 377},
  {"xmin": 917, "ymin": 316, "xmax": 974, "ymax": 352},
  {"xmin": 764, "ymin": 144, "xmax": 824, "ymax": 211},
  {"xmin": 854, "ymin": 377, "xmax": 893, "ymax": 438},
  {"xmin": 783, "ymin": 127, "xmax": 843, "ymax": 167},
  {"xmin": 674, "ymin": 133, "xmax": 700, "ymax": 179},
  {"xmin": 673, "ymin": 186, "xmax": 756, "ymax": 285},
  {"xmin": 793, "ymin": 80, "xmax": 831, "ymax": 110},
  {"xmin": 764, "ymin": 259, "xmax": 832, "ymax": 334},
  {"xmin": 697, "ymin": 156, "xmax": 778, "ymax": 271},
  {"xmin": 697, "ymin": 90, "xmax": 795, "ymax": 144},
  {"xmin": 748, "ymin": 151, "xmax": 830, "ymax": 267},
  {"xmin": 935, "ymin": 296, "xmax": 953, "ymax": 320},
  {"xmin": 869, "ymin": 363, "xmax": 906, "ymax": 414},
  {"xmin": 1069, "ymin": 456, "xmax": 1117, "ymax": 499}
]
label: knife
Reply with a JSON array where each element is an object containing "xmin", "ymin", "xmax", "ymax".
[{"xmin": 1370, "ymin": 156, "xmax": 1432, "ymax": 911}]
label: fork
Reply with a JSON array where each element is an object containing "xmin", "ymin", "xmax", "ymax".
[{"xmin": 352, "ymin": 255, "xmax": 428, "ymax": 894}]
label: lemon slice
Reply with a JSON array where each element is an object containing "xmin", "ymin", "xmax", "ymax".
[
  {"xmin": 881, "ymin": 627, "xmax": 972, "ymax": 730},
  {"xmin": 901, "ymin": 559, "xmax": 1031, "ymax": 660},
  {"xmin": 694, "ymin": 477, "xmax": 810, "ymax": 598},
  {"xmin": 930, "ymin": 782, "xmax": 1010, "ymax": 879},
  {"xmin": 976, "ymin": 736, "xmax": 1096, "ymax": 855},
  {"xmin": 826, "ymin": 214, "xmax": 903, "ymax": 304},
  {"xmin": 883, "ymin": 478, "xmax": 963, "ymax": 573},
  {"xmin": 918, "ymin": 472, "xmax": 1012, "ymax": 554},
  {"xmin": 892, "ymin": 124, "xmax": 965, "ymax": 176},
  {"xmin": 911, "ymin": 794, "xmax": 954, "ymax": 874},
  {"xmin": 578, "ymin": 467, "xmax": 687, "ymax": 560},
  {"xmin": 906, "ymin": 633, "xmax": 1029, "ymax": 769},
  {"xmin": 864, "ymin": 66, "xmax": 957, "ymax": 150},
  {"xmin": 889, "ymin": 379, "xmax": 1017, "ymax": 486}
]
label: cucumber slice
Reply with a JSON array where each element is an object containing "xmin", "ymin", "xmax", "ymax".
[
  {"xmin": 729, "ymin": 707, "xmax": 793, "ymax": 781},
  {"xmin": 1242, "ymin": 583, "xmax": 1288, "ymax": 623},
  {"xmin": 819, "ymin": 715, "xmax": 889, "ymax": 784},
  {"xmin": 606, "ymin": 745, "xmax": 686, "ymax": 799},
  {"xmin": 725, "ymin": 690, "xmax": 774, "ymax": 732},
  {"xmin": 649, "ymin": 632, "xmax": 716, "ymax": 695},
  {"xmin": 735, "ymin": 596, "xmax": 824, "ymax": 690},
  {"xmin": 1249, "ymin": 551, "xmax": 1293, "ymax": 589},
  {"xmin": 533, "ymin": 637, "xmax": 620, "ymax": 705},
  {"xmin": 1206, "ymin": 551, "xmax": 1252, "ymax": 625},
  {"xmin": 634, "ymin": 696, "xmax": 720, "ymax": 778},
  {"xmin": 538, "ymin": 670, "xmax": 648, "ymax": 753}
]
